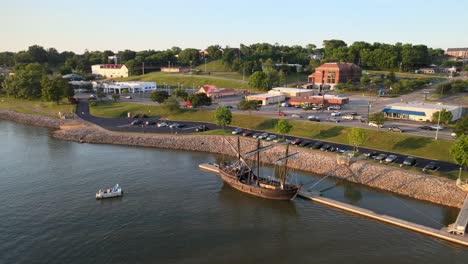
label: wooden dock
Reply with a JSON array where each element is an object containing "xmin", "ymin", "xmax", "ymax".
[{"xmin": 199, "ymin": 163, "xmax": 468, "ymax": 247}]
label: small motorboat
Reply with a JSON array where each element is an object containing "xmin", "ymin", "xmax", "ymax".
[{"xmin": 96, "ymin": 184, "xmax": 123, "ymax": 199}]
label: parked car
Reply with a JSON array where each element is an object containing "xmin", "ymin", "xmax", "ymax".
[
  {"xmin": 308, "ymin": 116, "xmax": 321, "ymax": 122},
  {"xmin": 291, "ymin": 138, "xmax": 303, "ymax": 145},
  {"xmin": 330, "ymin": 111, "xmax": 341, "ymax": 116},
  {"xmin": 131, "ymin": 120, "xmax": 144, "ymax": 126},
  {"xmin": 195, "ymin": 125, "xmax": 209, "ymax": 132},
  {"xmin": 266, "ymin": 134, "xmax": 277, "ymax": 141},
  {"xmin": 225, "ymin": 105, "xmax": 233, "ymax": 109},
  {"xmin": 157, "ymin": 122, "xmax": 168, "ymax": 127},
  {"xmin": 291, "ymin": 114, "xmax": 302, "ymax": 118},
  {"xmin": 320, "ymin": 144, "xmax": 331, "ymax": 151},
  {"xmin": 364, "ymin": 152, "xmax": 379, "ymax": 159},
  {"xmin": 375, "ymin": 153, "xmax": 388, "ymax": 161},
  {"xmin": 257, "ymin": 133, "xmax": 269, "ymax": 139},
  {"xmin": 423, "ymin": 161, "xmax": 438, "ymax": 172},
  {"xmin": 368, "ymin": 121, "xmax": 383, "ymax": 128},
  {"xmin": 145, "ymin": 120, "xmax": 157, "ymax": 125},
  {"xmin": 328, "ymin": 117, "xmax": 341, "ymax": 123},
  {"xmin": 278, "ymin": 111, "xmax": 286, "ymax": 117},
  {"xmin": 311, "ymin": 142, "xmax": 323, "ymax": 149},
  {"xmin": 280, "ymin": 102, "xmax": 291, "ymax": 107},
  {"xmin": 242, "ymin": 131, "xmax": 253, "ymax": 137},
  {"xmin": 312, "ymin": 106, "xmax": 321, "ymax": 110},
  {"xmin": 385, "ymin": 154, "xmax": 398, "ymax": 163},
  {"xmin": 169, "ymin": 123, "xmax": 183, "ymax": 128},
  {"xmin": 232, "ymin": 128, "xmax": 244, "ymax": 135},
  {"xmin": 388, "ymin": 126, "xmax": 404, "ymax": 133},
  {"xmin": 298, "ymin": 140, "xmax": 312, "ymax": 147},
  {"xmin": 124, "ymin": 95, "xmax": 132, "ymax": 99},
  {"xmin": 328, "ymin": 146, "xmax": 338, "ymax": 152},
  {"xmin": 402, "ymin": 156, "xmax": 417, "ymax": 166},
  {"xmin": 252, "ymin": 132, "xmax": 261, "ymax": 139},
  {"xmin": 341, "ymin": 115, "xmax": 354, "ymax": 120},
  {"xmin": 418, "ymin": 125, "xmax": 434, "ymax": 131},
  {"xmin": 349, "ymin": 112, "xmax": 358, "ymax": 116},
  {"xmin": 430, "ymin": 125, "xmax": 444, "ymax": 130},
  {"xmin": 327, "ymin": 105, "xmax": 341, "ymax": 110}
]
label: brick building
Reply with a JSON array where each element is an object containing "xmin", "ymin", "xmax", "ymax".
[
  {"xmin": 308, "ymin": 63, "xmax": 362, "ymax": 86},
  {"xmin": 445, "ymin": 48, "xmax": 468, "ymax": 59}
]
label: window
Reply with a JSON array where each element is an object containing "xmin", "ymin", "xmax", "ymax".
[{"xmin": 327, "ymin": 71, "xmax": 336, "ymax": 83}]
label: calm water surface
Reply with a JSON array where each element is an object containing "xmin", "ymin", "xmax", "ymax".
[{"xmin": 0, "ymin": 121, "xmax": 467, "ymax": 264}]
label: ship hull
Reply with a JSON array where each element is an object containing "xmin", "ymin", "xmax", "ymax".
[{"xmin": 219, "ymin": 170, "xmax": 299, "ymax": 200}]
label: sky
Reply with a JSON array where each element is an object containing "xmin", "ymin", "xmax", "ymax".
[{"xmin": 2, "ymin": 0, "xmax": 467, "ymax": 53}]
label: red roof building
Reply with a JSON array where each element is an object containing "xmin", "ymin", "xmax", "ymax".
[
  {"xmin": 197, "ymin": 85, "xmax": 237, "ymax": 98},
  {"xmin": 308, "ymin": 63, "xmax": 361, "ymax": 85}
]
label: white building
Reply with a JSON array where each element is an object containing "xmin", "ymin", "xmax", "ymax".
[
  {"xmin": 98, "ymin": 82, "xmax": 157, "ymax": 94},
  {"xmin": 91, "ymin": 64, "xmax": 129, "ymax": 78},
  {"xmin": 246, "ymin": 93, "xmax": 285, "ymax": 105},
  {"xmin": 269, "ymin": 87, "xmax": 315, "ymax": 98},
  {"xmin": 382, "ymin": 102, "xmax": 463, "ymax": 122}
]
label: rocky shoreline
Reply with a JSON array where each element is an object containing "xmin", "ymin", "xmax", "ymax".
[{"xmin": 1, "ymin": 110, "xmax": 466, "ymax": 208}]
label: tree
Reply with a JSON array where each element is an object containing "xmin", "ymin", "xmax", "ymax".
[
  {"xmin": 369, "ymin": 112, "xmax": 386, "ymax": 130},
  {"xmin": 3, "ymin": 63, "xmax": 46, "ymax": 99},
  {"xmin": 454, "ymin": 115, "xmax": 468, "ymax": 136},
  {"xmin": 432, "ymin": 109, "xmax": 453, "ymax": 125},
  {"xmin": 97, "ymin": 91, "xmax": 106, "ymax": 100},
  {"xmin": 188, "ymin": 93, "xmax": 212, "ymax": 108},
  {"xmin": 248, "ymin": 71, "xmax": 267, "ymax": 90},
  {"xmin": 214, "ymin": 106, "xmax": 232, "ymax": 129},
  {"xmin": 41, "ymin": 76, "xmax": 67, "ymax": 104},
  {"xmin": 150, "ymin": 90, "xmax": 169, "ymax": 103},
  {"xmin": 63, "ymin": 82, "xmax": 75, "ymax": 99},
  {"xmin": 163, "ymin": 96, "xmax": 181, "ymax": 113},
  {"xmin": 347, "ymin": 128, "xmax": 368, "ymax": 152},
  {"xmin": 178, "ymin": 48, "xmax": 200, "ymax": 66},
  {"xmin": 111, "ymin": 94, "xmax": 120, "ymax": 102},
  {"xmin": 360, "ymin": 75, "xmax": 371, "ymax": 86},
  {"xmin": 275, "ymin": 119, "xmax": 292, "ymax": 138},
  {"xmin": 449, "ymin": 134, "xmax": 468, "ymax": 171},
  {"xmin": 173, "ymin": 87, "xmax": 188, "ymax": 100},
  {"xmin": 206, "ymin": 45, "xmax": 223, "ymax": 59},
  {"xmin": 237, "ymin": 100, "xmax": 260, "ymax": 115}
]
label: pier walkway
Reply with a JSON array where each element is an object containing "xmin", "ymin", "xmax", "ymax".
[{"xmin": 448, "ymin": 194, "xmax": 468, "ymax": 236}]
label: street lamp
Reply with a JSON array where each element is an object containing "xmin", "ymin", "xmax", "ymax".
[
  {"xmin": 435, "ymin": 106, "xmax": 442, "ymax": 140},
  {"xmin": 204, "ymin": 58, "xmax": 207, "ymax": 73}
]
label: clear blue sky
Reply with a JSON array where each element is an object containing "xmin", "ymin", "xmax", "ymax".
[{"xmin": 2, "ymin": 0, "xmax": 467, "ymax": 53}]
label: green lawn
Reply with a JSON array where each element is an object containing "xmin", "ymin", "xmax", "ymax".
[
  {"xmin": 90, "ymin": 101, "xmax": 455, "ymax": 162},
  {"xmin": 0, "ymin": 95, "xmax": 76, "ymax": 118},
  {"xmin": 367, "ymin": 70, "xmax": 445, "ymax": 80},
  {"xmin": 121, "ymin": 71, "xmax": 248, "ymax": 90},
  {"xmin": 195, "ymin": 60, "xmax": 232, "ymax": 72}
]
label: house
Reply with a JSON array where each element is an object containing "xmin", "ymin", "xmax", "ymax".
[
  {"xmin": 308, "ymin": 63, "xmax": 362, "ymax": 86},
  {"xmin": 91, "ymin": 64, "xmax": 128, "ymax": 78},
  {"xmin": 197, "ymin": 85, "xmax": 237, "ymax": 98},
  {"xmin": 382, "ymin": 102, "xmax": 463, "ymax": 122},
  {"xmin": 445, "ymin": 48, "xmax": 468, "ymax": 59}
]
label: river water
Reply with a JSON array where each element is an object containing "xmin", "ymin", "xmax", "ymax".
[{"xmin": 0, "ymin": 120, "xmax": 466, "ymax": 264}]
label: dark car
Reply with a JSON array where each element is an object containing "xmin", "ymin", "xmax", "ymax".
[
  {"xmin": 195, "ymin": 125, "xmax": 209, "ymax": 132},
  {"xmin": 349, "ymin": 112, "xmax": 358, "ymax": 116},
  {"xmin": 364, "ymin": 152, "xmax": 379, "ymax": 159},
  {"xmin": 388, "ymin": 126, "xmax": 404, "ymax": 133},
  {"xmin": 145, "ymin": 120, "xmax": 157, "ymax": 126},
  {"xmin": 291, "ymin": 138, "xmax": 303, "ymax": 145},
  {"xmin": 308, "ymin": 116, "xmax": 321, "ymax": 122},
  {"xmin": 402, "ymin": 156, "xmax": 417, "ymax": 166},
  {"xmin": 418, "ymin": 125, "xmax": 434, "ymax": 131},
  {"xmin": 298, "ymin": 140, "xmax": 312, "ymax": 147},
  {"xmin": 242, "ymin": 131, "xmax": 253, "ymax": 137},
  {"xmin": 327, "ymin": 146, "xmax": 338, "ymax": 152},
  {"xmin": 320, "ymin": 144, "xmax": 331, "ymax": 151},
  {"xmin": 131, "ymin": 120, "xmax": 144, "ymax": 126},
  {"xmin": 423, "ymin": 161, "xmax": 438, "ymax": 172},
  {"xmin": 311, "ymin": 142, "xmax": 323, "ymax": 149}
]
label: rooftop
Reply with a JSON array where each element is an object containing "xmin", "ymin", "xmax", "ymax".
[
  {"xmin": 387, "ymin": 102, "xmax": 460, "ymax": 111},
  {"xmin": 248, "ymin": 93, "xmax": 285, "ymax": 98},
  {"xmin": 271, "ymin": 87, "xmax": 312, "ymax": 92}
]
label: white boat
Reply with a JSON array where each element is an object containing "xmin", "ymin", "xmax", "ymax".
[{"xmin": 96, "ymin": 184, "xmax": 123, "ymax": 199}]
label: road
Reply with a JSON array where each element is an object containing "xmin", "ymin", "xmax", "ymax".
[{"xmin": 76, "ymin": 100, "xmax": 459, "ymax": 173}]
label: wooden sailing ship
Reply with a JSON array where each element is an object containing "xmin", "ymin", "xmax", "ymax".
[{"xmin": 212, "ymin": 137, "xmax": 301, "ymax": 200}]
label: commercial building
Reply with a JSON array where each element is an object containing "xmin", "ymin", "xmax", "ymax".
[
  {"xmin": 445, "ymin": 48, "xmax": 468, "ymax": 59},
  {"xmin": 289, "ymin": 95, "xmax": 349, "ymax": 107},
  {"xmin": 91, "ymin": 64, "xmax": 129, "ymax": 78},
  {"xmin": 269, "ymin": 87, "xmax": 315, "ymax": 98},
  {"xmin": 308, "ymin": 63, "xmax": 362, "ymax": 86},
  {"xmin": 246, "ymin": 93, "xmax": 285, "ymax": 105},
  {"xmin": 98, "ymin": 81, "xmax": 157, "ymax": 94},
  {"xmin": 197, "ymin": 85, "xmax": 238, "ymax": 98},
  {"xmin": 382, "ymin": 102, "xmax": 463, "ymax": 122}
]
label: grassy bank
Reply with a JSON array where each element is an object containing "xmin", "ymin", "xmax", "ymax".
[
  {"xmin": 0, "ymin": 95, "xmax": 76, "ymax": 118},
  {"xmin": 90, "ymin": 101, "xmax": 455, "ymax": 162}
]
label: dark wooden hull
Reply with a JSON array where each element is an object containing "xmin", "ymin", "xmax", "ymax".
[{"xmin": 218, "ymin": 170, "xmax": 299, "ymax": 200}]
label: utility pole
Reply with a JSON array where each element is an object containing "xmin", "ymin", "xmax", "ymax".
[
  {"xmin": 142, "ymin": 62, "xmax": 145, "ymax": 75},
  {"xmin": 204, "ymin": 58, "xmax": 207, "ymax": 73},
  {"xmin": 435, "ymin": 107, "xmax": 442, "ymax": 140}
]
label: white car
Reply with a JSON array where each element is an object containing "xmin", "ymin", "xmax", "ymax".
[
  {"xmin": 232, "ymin": 128, "xmax": 244, "ymax": 135},
  {"xmin": 341, "ymin": 115, "xmax": 354, "ymax": 120},
  {"xmin": 157, "ymin": 122, "xmax": 168, "ymax": 127},
  {"xmin": 124, "ymin": 95, "xmax": 132, "ymax": 99},
  {"xmin": 266, "ymin": 134, "xmax": 277, "ymax": 141},
  {"xmin": 331, "ymin": 111, "xmax": 341, "ymax": 116},
  {"xmin": 368, "ymin": 121, "xmax": 383, "ymax": 128},
  {"xmin": 257, "ymin": 133, "xmax": 269, "ymax": 139},
  {"xmin": 430, "ymin": 125, "xmax": 444, "ymax": 130}
]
